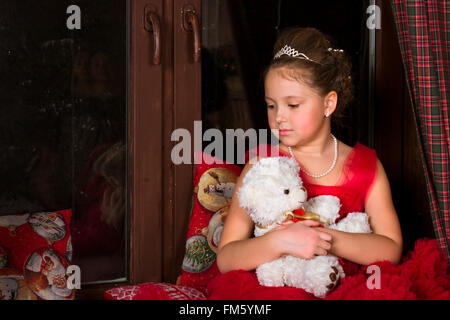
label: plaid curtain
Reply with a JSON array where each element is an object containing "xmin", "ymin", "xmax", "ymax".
[{"xmin": 390, "ymin": 0, "xmax": 449, "ymax": 262}]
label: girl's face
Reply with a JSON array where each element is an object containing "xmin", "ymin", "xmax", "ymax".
[{"xmin": 265, "ymin": 67, "xmax": 327, "ymax": 146}]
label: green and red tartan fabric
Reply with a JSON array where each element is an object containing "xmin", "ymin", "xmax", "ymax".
[{"xmin": 391, "ymin": 0, "xmax": 449, "ymax": 262}]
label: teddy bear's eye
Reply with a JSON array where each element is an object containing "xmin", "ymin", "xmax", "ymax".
[{"xmin": 284, "ymin": 189, "xmax": 290, "ymax": 195}]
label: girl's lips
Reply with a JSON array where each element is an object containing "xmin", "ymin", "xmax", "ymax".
[{"xmin": 279, "ymin": 129, "xmax": 292, "ymax": 136}]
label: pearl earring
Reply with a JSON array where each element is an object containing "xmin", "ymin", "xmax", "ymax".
[{"xmin": 325, "ymin": 111, "xmax": 330, "ymax": 118}]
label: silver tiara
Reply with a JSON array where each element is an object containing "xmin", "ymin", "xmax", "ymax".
[
  {"xmin": 273, "ymin": 45, "xmax": 344, "ymax": 63},
  {"xmin": 273, "ymin": 45, "xmax": 318, "ymax": 63}
]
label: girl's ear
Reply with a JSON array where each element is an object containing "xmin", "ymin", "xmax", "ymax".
[{"xmin": 324, "ymin": 91, "xmax": 338, "ymax": 117}]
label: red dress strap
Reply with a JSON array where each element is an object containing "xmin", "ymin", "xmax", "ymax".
[{"xmin": 347, "ymin": 142, "xmax": 378, "ymax": 209}]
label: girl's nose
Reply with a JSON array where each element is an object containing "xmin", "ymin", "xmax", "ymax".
[{"xmin": 276, "ymin": 108, "xmax": 287, "ymax": 123}]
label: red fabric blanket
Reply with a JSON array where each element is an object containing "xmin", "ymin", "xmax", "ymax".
[{"xmin": 207, "ymin": 238, "xmax": 450, "ymax": 300}]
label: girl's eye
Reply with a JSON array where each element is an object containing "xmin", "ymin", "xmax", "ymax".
[
  {"xmin": 266, "ymin": 105, "xmax": 275, "ymax": 109},
  {"xmin": 288, "ymin": 104, "xmax": 299, "ymax": 108}
]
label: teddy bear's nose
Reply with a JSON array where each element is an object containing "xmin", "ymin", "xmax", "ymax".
[{"xmin": 288, "ymin": 186, "xmax": 307, "ymax": 207}]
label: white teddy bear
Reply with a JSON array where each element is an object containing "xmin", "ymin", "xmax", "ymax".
[{"xmin": 237, "ymin": 156, "xmax": 372, "ymax": 298}]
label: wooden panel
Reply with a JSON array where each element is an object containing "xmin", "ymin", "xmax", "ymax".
[
  {"xmin": 129, "ymin": 0, "xmax": 164, "ymax": 283},
  {"xmin": 162, "ymin": 0, "xmax": 202, "ymax": 283},
  {"xmin": 161, "ymin": 0, "xmax": 176, "ymax": 283},
  {"xmin": 374, "ymin": 0, "xmax": 403, "ymax": 199}
]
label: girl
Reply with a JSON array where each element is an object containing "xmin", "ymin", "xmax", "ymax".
[{"xmin": 208, "ymin": 28, "xmax": 448, "ymax": 300}]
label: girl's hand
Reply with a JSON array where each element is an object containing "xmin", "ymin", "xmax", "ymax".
[
  {"xmin": 273, "ymin": 220, "xmax": 295, "ymax": 231},
  {"xmin": 271, "ymin": 220, "xmax": 333, "ymax": 259}
]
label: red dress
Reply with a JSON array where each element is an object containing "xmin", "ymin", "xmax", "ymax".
[{"xmin": 207, "ymin": 143, "xmax": 450, "ymax": 300}]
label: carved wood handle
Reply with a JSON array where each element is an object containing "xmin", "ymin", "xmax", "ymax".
[{"xmin": 146, "ymin": 11, "xmax": 161, "ymax": 65}]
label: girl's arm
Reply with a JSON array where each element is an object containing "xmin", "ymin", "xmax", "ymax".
[
  {"xmin": 217, "ymin": 158, "xmax": 332, "ymax": 274},
  {"xmin": 320, "ymin": 159, "xmax": 403, "ymax": 265}
]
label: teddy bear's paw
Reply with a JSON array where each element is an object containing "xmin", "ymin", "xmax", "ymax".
[
  {"xmin": 326, "ymin": 266, "xmax": 341, "ymax": 291},
  {"xmin": 282, "ymin": 255, "xmax": 309, "ymax": 288},
  {"xmin": 299, "ymin": 257, "xmax": 344, "ymax": 298},
  {"xmin": 333, "ymin": 212, "xmax": 372, "ymax": 234},
  {"xmin": 257, "ymin": 276, "xmax": 284, "ymax": 287},
  {"xmin": 256, "ymin": 259, "xmax": 285, "ymax": 287}
]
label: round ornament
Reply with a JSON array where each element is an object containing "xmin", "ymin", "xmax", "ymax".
[
  {"xmin": 182, "ymin": 235, "xmax": 216, "ymax": 273},
  {"xmin": 28, "ymin": 212, "xmax": 66, "ymax": 243},
  {"xmin": 0, "ymin": 214, "xmax": 29, "ymax": 237},
  {"xmin": 65, "ymin": 236, "xmax": 73, "ymax": 262},
  {"xmin": 23, "ymin": 248, "xmax": 74, "ymax": 300},
  {"xmin": 196, "ymin": 167, "xmax": 237, "ymax": 212},
  {"xmin": 202, "ymin": 206, "xmax": 229, "ymax": 253}
]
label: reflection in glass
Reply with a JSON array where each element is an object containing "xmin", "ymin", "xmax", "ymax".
[{"xmin": 0, "ymin": 0, "xmax": 128, "ymax": 284}]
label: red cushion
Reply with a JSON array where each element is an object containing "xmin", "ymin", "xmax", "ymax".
[
  {"xmin": 0, "ymin": 209, "xmax": 72, "ymax": 271},
  {"xmin": 177, "ymin": 151, "xmax": 242, "ymax": 292},
  {"xmin": 104, "ymin": 282, "xmax": 206, "ymax": 300}
]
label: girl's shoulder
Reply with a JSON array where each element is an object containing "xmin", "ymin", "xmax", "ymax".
[
  {"xmin": 343, "ymin": 141, "xmax": 378, "ymax": 193},
  {"xmin": 338, "ymin": 140, "xmax": 376, "ymax": 156},
  {"xmin": 338, "ymin": 140, "xmax": 378, "ymax": 181},
  {"xmin": 351, "ymin": 141, "xmax": 378, "ymax": 165}
]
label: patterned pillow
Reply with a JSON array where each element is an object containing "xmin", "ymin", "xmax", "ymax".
[
  {"xmin": 177, "ymin": 151, "xmax": 242, "ymax": 293},
  {"xmin": 0, "ymin": 209, "xmax": 72, "ymax": 273},
  {"xmin": 104, "ymin": 282, "xmax": 206, "ymax": 300},
  {"xmin": 0, "ymin": 209, "xmax": 74, "ymax": 300}
]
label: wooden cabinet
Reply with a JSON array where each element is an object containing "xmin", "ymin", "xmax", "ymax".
[{"xmin": 129, "ymin": 0, "xmax": 202, "ymax": 285}]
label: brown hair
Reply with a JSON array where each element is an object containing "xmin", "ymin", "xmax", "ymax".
[{"xmin": 263, "ymin": 27, "xmax": 353, "ymax": 120}]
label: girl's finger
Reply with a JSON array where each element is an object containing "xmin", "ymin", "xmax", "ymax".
[
  {"xmin": 298, "ymin": 220, "xmax": 321, "ymax": 227},
  {"xmin": 314, "ymin": 248, "xmax": 328, "ymax": 256},
  {"xmin": 318, "ymin": 240, "xmax": 332, "ymax": 251},
  {"xmin": 318, "ymin": 232, "xmax": 332, "ymax": 242}
]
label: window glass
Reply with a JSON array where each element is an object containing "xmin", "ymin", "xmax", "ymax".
[{"xmin": 0, "ymin": 0, "xmax": 128, "ymax": 284}]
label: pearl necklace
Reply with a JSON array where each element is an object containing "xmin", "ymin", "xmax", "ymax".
[{"xmin": 288, "ymin": 134, "xmax": 338, "ymax": 178}]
